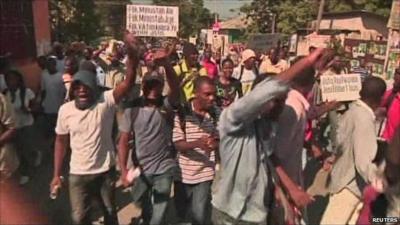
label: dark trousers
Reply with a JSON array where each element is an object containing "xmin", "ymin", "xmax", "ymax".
[
  {"xmin": 174, "ymin": 180, "xmax": 212, "ymax": 225},
  {"xmin": 69, "ymin": 168, "xmax": 118, "ymax": 225},
  {"xmin": 15, "ymin": 125, "xmax": 36, "ymax": 176}
]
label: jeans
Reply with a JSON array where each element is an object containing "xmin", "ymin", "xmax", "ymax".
[
  {"xmin": 69, "ymin": 168, "xmax": 118, "ymax": 225},
  {"xmin": 211, "ymin": 207, "xmax": 265, "ymax": 225},
  {"xmin": 130, "ymin": 168, "xmax": 175, "ymax": 225},
  {"xmin": 174, "ymin": 181, "xmax": 212, "ymax": 225}
]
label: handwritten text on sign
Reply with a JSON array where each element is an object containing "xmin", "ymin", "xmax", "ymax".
[
  {"xmin": 321, "ymin": 74, "xmax": 362, "ymax": 102},
  {"xmin": 126, "ymin": 5, "xmax": 179, "ymax": 37}
]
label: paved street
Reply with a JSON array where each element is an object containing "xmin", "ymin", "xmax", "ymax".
[{"xmin": 24, "ymin": 157, "xmax": 141, "ymax": 225}]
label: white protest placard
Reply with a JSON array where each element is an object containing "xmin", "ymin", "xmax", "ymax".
[
  {"xmin": 247, "ymin": 34, "xmax": 281, "ymax": 53},
  {"xmin": 321, "ymin": 74, "xmax": 362, "ymax": 102},
  {"xmin": 126, "ymin": 5, "xmax": 179, "ymax": 37}
]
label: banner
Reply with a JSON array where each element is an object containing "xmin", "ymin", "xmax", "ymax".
[
  {"xmin": 247, "ymin": 34, "xmax": 281, "ymax": 53},
  {"xmin": 296, "ymin": 33, "xmax": 330, "ymax": 56},
  {"xmin": 126, "ymin": 5, "xmax": 179, "ymax": 37},
  {"xmin": 321, "ymin": 74, "xmax": 362, "ymax": 102}
]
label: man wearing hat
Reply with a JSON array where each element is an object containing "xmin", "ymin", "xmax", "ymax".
[
  {"xmin": 174, "ymin": 43, "xmax": 207, "ymax": 102},
  {"xmin": 50, "ymin": 32, "xmax": 139, "ymax": 225},
  {"xmin": 232, "ymin": 49, "xmax": 259, "ymax": 95},
  {"xmin": 117, "ymin": 48, "xmax": 181, "ymax": 225}
]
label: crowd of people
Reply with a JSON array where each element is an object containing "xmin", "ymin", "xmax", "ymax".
[{"xmin": 0, "ymin": 30, "xmax": 399, "ymax": 225}]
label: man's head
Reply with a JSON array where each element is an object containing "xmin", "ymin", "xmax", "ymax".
[
  {"xmin": 46, "ymin": 57, "xmax": 58, "ymax": 74},
  {"xmin": 204, "ymin": 48, "xmax": 212, "ymax": 60},
  {"xmin": 269, "ymin": 47, "xmax": 280, "ymax": 65},
  {"xmin": 4, "ymin": 70, "xmax": 24, "ymax": 91},
  {"xmin": 71, "ymin": 70, "xmax": 98, "ymax": 110},
  {"xmin": 193, "ymin": 76, "xmax": 216, "ymax": 110},
  {"xmin": 83, "ymin": 47, "xmax": 93, "ymax": 60},
  {"xmin": 241, "ymin": 49, "xmax": 256, "ymax": 70},
  {"xmin": 183, "ymin": 43, "xmax": 199, "ymax": 68},
  {"xmin": 64, "ymin": 56, "xmax": 79, "ymax": 75},
  {"xmin": 142, "ymin": 73, "xmax": 164, "ymax": 106},
  {"xmin": 330, "ymin": 56, "xmax": 343, "ymax": 74},
  {"xmin": 393, "ymin": 68, "xmax": 400, "ymax": 92},
  {"xmin": 252, "ymin": 76, "xmax": 288, "ymax": 120},
  {"xmin": 52, "ymin": 43, "xmax": 64, "ymax": 60},
  {"xmin": 36, "ymin": 55, "xmax": 47, "ymax": 70},
  {"xmin": 360, "ymin": 76, "xmax": 387, "ymax": 110},
  {"xmin": 290, "ymin": 56, "xmax": 316, "ymax": 95}
]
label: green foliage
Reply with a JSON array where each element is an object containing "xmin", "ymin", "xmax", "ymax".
[
  {"xmin": 241, "ymin": 0, "xmax": 392, "ymax": 35},
  {"xmin": 95, "ymin": 0, "xmax": 131, "ymax": 40},
  {"xmin": 49, "ymin": 0, "xmax": 104, "ymax": 44},
  {"xmin": 153, "ymin": 0, "xmax": 213, "ymax": 38}
]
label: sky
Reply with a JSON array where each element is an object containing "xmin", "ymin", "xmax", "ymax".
[{"xmin": 132, "ymin": 0, "xmax": 251, "ymax": 19}]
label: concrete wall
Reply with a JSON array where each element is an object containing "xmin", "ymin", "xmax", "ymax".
[{"xmin": 15, "ymin": 0, "xmax": 51, "ymax": 93}]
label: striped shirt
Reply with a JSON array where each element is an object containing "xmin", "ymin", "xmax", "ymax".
[{"xmin": 173, "ymin": 107, "xmax": 220, "ymax": 184}]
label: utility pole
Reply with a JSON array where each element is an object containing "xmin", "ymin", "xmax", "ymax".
[
  {"xmin": 271, "ymin": 13, "xmax": 276, "ymax": 34},
  {"xmin": 316, "ymin": 0, "xmax": 325, "ymax": 34}
]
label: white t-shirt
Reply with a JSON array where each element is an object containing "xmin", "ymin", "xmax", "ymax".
[
  {"xmin": 232, "ymin": 66, "xmax": 257, "ymax": 95},
  {"xmin": 55, "ymin": 90, "xmax": 116, "ymax": 175},
  {"xmin": 5, "ymin": 88, "xmax": 35, "ymax": 128},
  {"xmin": 41, "ymin": 71, "xmax": 65, "ymax": 114}
]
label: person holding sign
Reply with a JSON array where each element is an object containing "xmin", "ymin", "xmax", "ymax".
[{"xmin": 320, "ymin": 76, "xmax": 387, "ymax": 225}]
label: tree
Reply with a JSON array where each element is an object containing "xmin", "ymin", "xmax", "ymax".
[
  {"xmin": 241, "ymin": 0, "xmax": 392, "ymax": 35},
  {"xmin": 153, "ymin": 0, "xmax": 213, "ymax": 38},
  {"xmin": 239, "ymin": 0, "xmax": 274, "ymax": 34},
  {"xmin": 95, "ymin": 0, "xmax": 131, "ymax": 40},
  {"xmin": 49, "ymin": 0, "xmax": 104, "ymax": 44}
]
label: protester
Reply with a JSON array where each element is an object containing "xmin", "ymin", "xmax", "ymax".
[
  {"xmin": 62, "ymin": 56, "xmax": 79, "ymax": 101},
  {"xmin": 232, "ymin": 49, "xmax": 258, "ymax": 95},
  {"xmin": 3, "ymin": 70, "xmax": 38, "ymax": 185},
  {"xmin": 0, "ymin": 55, "xmax": 11, "ymax": 92},
  {"xmin": 0, "ymin": 92, "xmax": 17, "ymax": 180},
  {"xmin": 275, "ymin": 62, "xmax": 316, "ymax": 187},
  {"xmin": 103, "ymin": 47, "xmax": 126, "ymax": 90},
  {"xmin": 357, "ymin": 127, "xmax": 400, "ymax": 225},
  {"xmin": 174, "ymin": 42, "xmax": 207, "ymax": 102},
  {"xmin": 39, "ymin": 56, "xmax": 65, "ymax": 150},
  {"xmin": 382, "ymin": 68, "xmax": 400, "ymax": 142},
  {"xmin": 173, "ymin": 76, "xmax": 219, "ymax": 225},
  {"xmin": 201, "ymin": 48, "xmax": 218, "ymax": 80},
  {"xmin": 50, "ymin": 31, "xmax": 139, "ymax": 225},
  {"xmin": 215, "ymin": 58, "xmax": 243, "ymax": 108},
  {"xmin": 117, "ymin": 47, "xmax": 180, "ymax": 225},
  {"xmin": 321, "ymin": 76, "xmax": 387, "ymax": 225},
  {"xmin": 52, "ymin": 43, "xmax": 66, "ymax": 73},
  {"xmin": 211, "ymin": 49, "xmax": 326, "ymax": 225},
  {"xmin": 259, "ymin": 47, "xmax": 289, "ymax": 75}
]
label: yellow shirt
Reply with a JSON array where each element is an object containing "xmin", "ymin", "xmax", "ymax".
[
  {"xmin": 174, "ymin": 60, "xmax": 207, "ymax": 102},
  {"xmin": 259, "ymin": 58, "xmax": 289, "ymax": 75}
]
